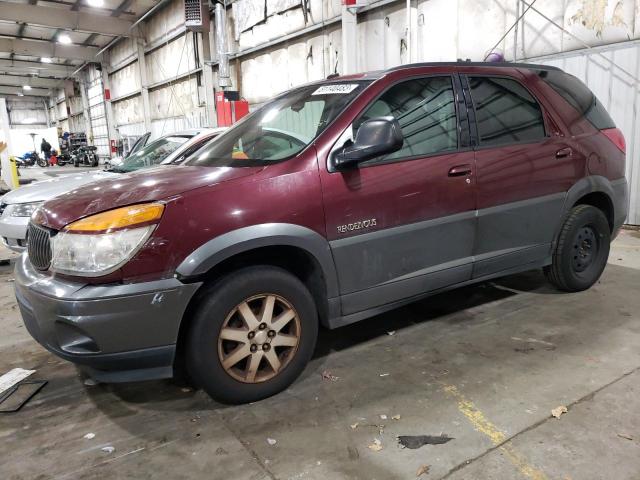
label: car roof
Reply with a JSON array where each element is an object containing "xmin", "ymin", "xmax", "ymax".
[{"xmin": 322, "ymin": 61, "xmax": 560, "ymax": 82}]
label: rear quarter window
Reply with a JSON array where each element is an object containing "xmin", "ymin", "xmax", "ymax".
[{"xmin": 540, "ymin": 70, "xmax": 615, "ymax": 130}]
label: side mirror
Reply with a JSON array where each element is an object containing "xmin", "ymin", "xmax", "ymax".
[{"xmin": 333, "ymin": 116, "xmax": 403, "ymax": 169}]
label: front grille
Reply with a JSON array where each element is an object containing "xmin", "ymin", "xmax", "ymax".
[{"xmin": 27, "ymin": 223, "xmax": 52, "ymax": 271}]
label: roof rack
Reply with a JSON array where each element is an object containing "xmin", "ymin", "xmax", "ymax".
[{"xmin": 385, "ymin": 61, "xmax": 561, "ymax": 73}]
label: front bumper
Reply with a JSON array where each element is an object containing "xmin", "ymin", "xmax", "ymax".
[
  {"xmin": 14, "ymin": 254, "xmax": 202, "ymax": 382},
  {"xmin": 0, "ymin": 214, "xmax": 28, "ymax": 252}
]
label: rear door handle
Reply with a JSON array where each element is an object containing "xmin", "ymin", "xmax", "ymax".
[
  {"xmin": 448, "ymin": 164, "xmax": 473, "ymax": 177},
  {"xmin": 556, "ymin": 147, "xmax": 573, "ymax": 159}
]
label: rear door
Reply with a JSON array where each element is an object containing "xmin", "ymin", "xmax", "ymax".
[
  {"xmin": 320, "ymin": 74, "xmax": 477, "ymax": 316},
  {"xmin": 464, "ymin": 73, "xmax": 579, "ymax": 278}
]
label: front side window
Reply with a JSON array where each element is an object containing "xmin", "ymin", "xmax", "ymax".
[
  {"xmin": 468, "ymin": 76, "xmax": 546, "ymax": 146},
  {"xmin": 115, "ymin": 135, "xmax": 191, "ymax": 172},
  {"xmin": 187, "ymin": 82, "xmax": 369, "ymax": 168},
  {"xmin": 356, "ymin": 76, "xmax": 458, "ymax": 164}
]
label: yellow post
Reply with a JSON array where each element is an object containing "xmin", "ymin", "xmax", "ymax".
[{"xmin": 9, "ymin": 156, "xmax": 19, "ymax": 190}]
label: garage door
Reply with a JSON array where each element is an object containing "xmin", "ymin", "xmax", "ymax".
[{"xmin": 530, "ymin": 43, "xmax": 640, "ymax": 226}]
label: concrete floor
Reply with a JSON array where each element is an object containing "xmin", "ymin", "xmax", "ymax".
[{"xmin": 1, "ymin": 230, "xmax": 640, "ymax": 480}]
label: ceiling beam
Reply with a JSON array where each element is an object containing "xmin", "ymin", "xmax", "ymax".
[
  {"xmin": 0, "ymin": 85, "xmax": 50, "ymax": 97},
  {"xmin": 0, "ymin": 59, "xmax": 77, "ymax": 77},
  {"xmin": 0, "ymin": 74, "xmax": 60, "ymax": 89},
  {"xmin": 0, "ymin": 38, "xmax": 101, "ymax": 62},
  {"xmin": 0, "ymin": 3, "xmax": 138, "ymax": 37},
  {"xmin": 112, "ymin": 0, "xmax": 134, "ymax": 17}
]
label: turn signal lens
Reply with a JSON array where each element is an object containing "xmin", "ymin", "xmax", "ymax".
[{"xmin": 64, "ymin": 203, "xmax": 164, "ymax": 233}]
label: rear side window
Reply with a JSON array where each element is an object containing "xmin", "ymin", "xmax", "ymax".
[
  {"xmin": 468, "ymin": 76, "xmax": 546, "ymax": 146},
  {"xmin": 540, "ymin": 70, "xmax": 615, "ymax": 130},
  {"xmin": 356, "ymin": 76, "xmax": 458, "ymax": 164}
]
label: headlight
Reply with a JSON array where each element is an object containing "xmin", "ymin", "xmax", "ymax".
[
  {"xmin": 9, "ymin": 202, "xmax": 44, "ymax": 217},
  {"xmin": 50, "ymin": 203, "xmax": 164, "ymax": 276}
]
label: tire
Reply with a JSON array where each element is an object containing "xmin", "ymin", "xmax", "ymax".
[
  {"xmin": 544, "ymin": 205, "xmax": 611, "ymax": 292},
  {"xmin": 186, "ymin": 266, "xmax": 318, "ymax": 404}
]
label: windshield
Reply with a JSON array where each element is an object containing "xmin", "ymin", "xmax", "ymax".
[
  {"xmin": 186, "ymin": 81, "xmax": 369, "ymax": 167},
  {"xmin": 113, "ymin": 135, "xmax": 191, "ymax": 172}
]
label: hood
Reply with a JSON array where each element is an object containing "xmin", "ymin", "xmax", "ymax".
[
  {"xmin": 1, "ymin": 171, "xmax": 118, "ymax": 205},
  {"xmin": 38, "ymin": 165, "xmax": 262, "ymax": 230}
]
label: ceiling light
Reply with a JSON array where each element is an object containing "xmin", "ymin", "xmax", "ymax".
[
  {"xmin": 23, "ymin": 85, "xmax": 32, "ymax": 91},
  {"xmin": 17, "ymin": 93, "xmax": 24, "ymax": 97},
  {"xmin": 41, "ymin": 57, "xmax": 52, "ymax": 63},
  {"xmin": 87, "ymin": 0, "xmax": 104, "ymax": 6},
  {"xmin": 58, "ymin": 34, "xmax": 72, "ymax": 45}
]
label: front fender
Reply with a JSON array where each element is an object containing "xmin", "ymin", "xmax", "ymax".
[{"xmin": 175, "ymin": 223, "xmax": 340, "ymax": 299}]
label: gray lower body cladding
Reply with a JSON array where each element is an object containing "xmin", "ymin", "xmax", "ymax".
[{"xmin": 14, "ymin": 255, "xmax": 201, "ymax": 382}]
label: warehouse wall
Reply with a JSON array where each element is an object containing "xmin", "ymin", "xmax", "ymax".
[
  {"xmin": 225, "ymin": 0, "xmax": 640, "ymax": 103},
  {"xmin": 106, "ymin": 0, "xmax": 207, "ymax": 140},
  {"xmin": 6, "ymin": 98, "xmax": 48, "ymax": 129}
]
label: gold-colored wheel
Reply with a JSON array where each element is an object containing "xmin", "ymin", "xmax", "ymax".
[{"xmin": 217, "ymin": 294, "xmax": 301, "ymax": 384}]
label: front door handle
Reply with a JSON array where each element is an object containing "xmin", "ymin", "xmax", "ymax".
[
  {"xmin": 556, "ymin": 147, "xmax": 573, "ymax": 159},
  {"xmin": 448, "ymin": 164, "xmax": 473, "ymax": 177}
]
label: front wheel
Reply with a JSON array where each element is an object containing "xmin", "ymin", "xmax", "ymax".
[
  {"xmin": 544, "ymin": 205, "xmax": 611, "ymax": 292},
  {"xmin": 186, "ymin": 266, "xmax": 318, "ymax": 404}
]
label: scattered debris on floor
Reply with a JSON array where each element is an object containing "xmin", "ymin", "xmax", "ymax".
[
  {"xmin": 392, "ymin": 414, "xmax": 401, "ymax": 420},
  {"xmin": 380, "ymin": 414, "xmax": 387, "ymax": 420},
  {"xmin": 368, "ymin": 438, "xmax": 383, "ymax": 452},
  {"xmin": 397, "ymin": 435, "xmax": 454, "ymax": 449},
  {"xmin": 379, "ymin": 373, "xmax": 390, "ymax": 377},
  {"xmin": 181, "ymin": 388, "xmax": 192, "ymax": 393},
  {"xmin": 551, "ymin": 406, "xmax": 568, "ymax": 418},
  {"xmin": 83, "ymin": 433, "xmax": 95, "ymax": 440},
  {"xmin": 267, "ymin": 438, "xmax": 277, "ymax": 446},
  {"xmin": 617, "ymin": 433, "xmax": 633, "ymax": 441},
  {"xmin": 83, "ymin": 378, "xmax": 99, "ymax": 386},
  {"xmin": 416, "ymin": 464, "xmax": 430, "ymax": 476},
  {"xmin": 101, "ymin": 446, "xmax": 115, "ymax": 454},
  {"xmin": 350, "ymin": 422, "xmax": 359, "ymax": 430},
  {"xmin": 514, "ymin": 346, "xmax": 535, "ymax": 353},
  {"xmin": 511, "ymin": 336, "xmax": 556, "ymax": 351},
  {"xmin": 321, "ymin": 370, "xmax": 339, "ymax": 382},
  {"xmin": 387, "ymin": 331, "xmax": 396, "ymax": 336},
  {"xmin": 0, "ymin": 368, "xmax": 35, "ymax": 395}
]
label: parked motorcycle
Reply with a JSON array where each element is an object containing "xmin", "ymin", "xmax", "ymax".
[
  {"xmin": 15, "ymin": 151, "xmax": 48, "ymax": 168},
  {"xmin": 73, "ymin": 146, "xmax": 99, "ymax": 167}
]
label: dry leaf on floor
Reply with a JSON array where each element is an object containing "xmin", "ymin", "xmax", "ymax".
[
  {"xmin": 83, "ymin": 433, "xmax": 95, "ymax": 440},
  {"xmin": 617, "ymin": 433, "xmax": 633, "ymax": 441},
  {"xmin": 321, "ymin": 370, "xmax": 339, "ymax": 382},
  {"xmin": 368, "ymin": 438, "xmax": 383, "ymax": 452},
  {"xmin": 350, "ymin": 422, "xmax": 359, "ymax": 430},
  {"xmin": 416, "ymin": 464, "xmax": 430, "ymax": 476},
  {"xmin": 392, "ymin": 414, "xmax": 401, "ymax": 420},
  {"xmin": 551, "ymin": 406, "xmax": 568, "ymax": 418}
]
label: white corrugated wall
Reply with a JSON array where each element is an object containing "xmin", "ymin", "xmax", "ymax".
[{"xmin": 529, "ymin": 41, "xmax": 640, "ymax": 225}]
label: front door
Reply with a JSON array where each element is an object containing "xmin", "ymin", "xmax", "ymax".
[
  {"xmin": 319, "ymin": 75, "xmax": 477, "ymax": 316},
  {"xmin": 464, "ymin": 74, "xmax": 580, "ymax": 278}
]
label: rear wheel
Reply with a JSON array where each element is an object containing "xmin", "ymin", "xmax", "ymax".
[
  {"xmin": 544, "ymin": 205, "xmax": 610, "ymax": 292},
  {"xmin": 186, "ymin": 266, "xmax": 318, "ymax": 404}
]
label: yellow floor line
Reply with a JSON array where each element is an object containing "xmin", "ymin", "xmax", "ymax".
[{"xmin": 442, "ymin": 384, "xmax": 548, "ymax": 480}]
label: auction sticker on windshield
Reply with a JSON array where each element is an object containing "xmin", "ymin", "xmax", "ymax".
[{"xmin": 312, "ymin": 84, "xmax": 359, "ymax": 95}]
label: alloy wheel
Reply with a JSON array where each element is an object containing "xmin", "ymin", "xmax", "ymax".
[{"xmin": 217, "ymin": 294, "xmax": 301, "ymax": 383}]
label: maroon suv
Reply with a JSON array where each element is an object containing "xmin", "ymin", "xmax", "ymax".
[{"xmin": 16, "ymin": 62, "xmax": 628, "ymax": 403}]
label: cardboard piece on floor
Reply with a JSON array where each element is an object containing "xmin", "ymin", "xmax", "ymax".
[
  {"xmin": 0, "ymin": 368, "xmax": 35, "ymax": 396},
  {"xmin": 0, "ymin": 381, "xmax": 47, "ymax": 413}
]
